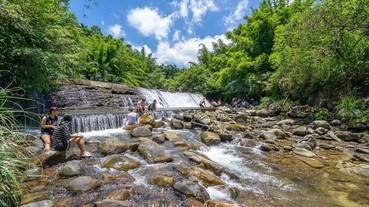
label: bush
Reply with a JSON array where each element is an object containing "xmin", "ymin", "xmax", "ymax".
[
  {"xmin": 314, "ymin": 108, "xmax": 332, "ymax": 121},
  {"xmin": 335, "ymin": 95, "xmax": 366, "ymax": 123}
]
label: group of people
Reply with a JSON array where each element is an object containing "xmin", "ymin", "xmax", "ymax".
[
  {"xmin": 125, "ymin": 98, "xmax": 158, "ymax": 126},
  {"xmin": 40, "ymin": 107, "xmax": 92, "ymax": 157},
  {"xmin": 199, "ymin": 97, "xmax": 222, "ymax": 108}
]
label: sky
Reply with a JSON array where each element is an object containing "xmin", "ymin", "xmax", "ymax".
[{"xmin": 69, "ymin": 0, "xmax": 262, "ymax": 67}]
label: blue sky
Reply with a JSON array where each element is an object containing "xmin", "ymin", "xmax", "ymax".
[{"xmin": 69, "ymin": 0, "xmax": 262, "ymax": 67}]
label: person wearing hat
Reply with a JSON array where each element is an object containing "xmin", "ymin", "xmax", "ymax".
[{"xmin": 52, "ymin": 114, "xmax": 92, "ymax": 158}]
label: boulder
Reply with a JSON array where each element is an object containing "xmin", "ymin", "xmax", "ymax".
[
  {"xmin": 287, "ymin": 105, "xmax": 313, "ymax": 119},
  {"xmin": 269, "ymin": 128, "xmax": 288, "ymax": 139},
  {"xmin": 131, "ymin": 126, "xmax": 152, "ymax": 137},
  {"xmin": 183, "ymin": 122, "xmax": 192, "ymax": 129},
  {"xmin": 20, "ymin": 200, "xmax": 53, "ymax": 207},
  {"xmin": 106, "ymin": 189, "xmax": 131, "ymax": 201},
  {"xmin": 146, "ymin": 171, "xmax": 175, "ymax": 187},
  {"xmin": 95, "ymin": 199, "xmax": 131, "ymax": 207},
  {"xmin": 256, "ymin": 109, "xmax": 269, "ymax": 117},
  {"xmin": 151, "ymin": 134, "xmax": 165, "ymax": 143},
  {"xmin": 194, "ymin": 113, "xmax": 212, "ymax": 125},
  {"xmin": 315, "ymin": 127, "xmax": 328, "ymax": 135},
  {"xmin": 296, "ymin": 135, "xmax": 317, "ymax": 150},
  {"xmin": 21, "ymin": 192, "xmax": 48, "ymax": 205},
  {"xmin": 24, "ymin": 168, "xmax": 41, "ymax": 182},
  {"xmin": 59, "ymin": 160, "xmax": 84, "ymax": 177},
  {"xmin": 330, "ymin": 120, "xmax": 341, "ymax": 126},
  {"xmin": 207, "ymin": 200, "xmax": 240, "ymax": 207},
  {"xmin": 102, "ymin": 155, "xmax": 141, "ymax": 171},
  {"xmin": 139, "ymin": 114, "xmax": 155, "ymax": 125},
  {"xmin": 175, "ymin": 141, "xmax": 190, "ymax": 150},
  {"xmin": 268, "ymin": 103, "xmax": 282, "ymax": 116},
  {"xmin": 170, "ymin": 118, "xmax": 184, "ymax": 129},
  {"xmin": 356, "ymin": 148, "xmax": 369, "ymax": 154},
  {"xmin": 163, "ymin": 131, "xmax": 183, "ymax": 142},
  {"xmin": 33, "ymin": 150, "xmax": 66, "ymax": 167},
  {"xmin": 137, "ymin": 139, "xmax": 173, "ymax": 163},
  {"xmin": 277, "ymin": 119, "xmax": 295, "ymax": 125},
  {"xmin": 260, "ymin": 131, "xmax": 277, "ymax": 140},
  {"xmin": 154, "ymin": 121, "xmax": 166, "ymax": 128},
  {"xmin": 293, "ymin": 148, "xmax": 316, "ymax": 158},
  {"xmin": 66, "ymin": 176, "xmax": 101, "ymax": 192},
  {"xmin": 99, "ymin": 138, "xmax": 130, "ymax": 155},
  {"xmin": 173, "ymin": 178, "xmax": 210, "ymax": 202},
  {"xmin": 219, "ymin": 133, "xmax": 233, "ymax": 142},
  {"xmin": 183, "ymin": 151, "xmax": 224, "ymax": 175},
  {"xmin": 200, "ymin": 132, "xmax": 221, "ymax": 145},
  {"xmin": 260, "ymin": 143, "xmax": 271, "ymax": 152},
  {"xmin": 186, "ymin": 167, "xmax": 225, "ymax": 187},
  {"xmin": 123, "ymin": 124, "xmax": 139, "ymax": 130},
  {"xmin": 311, "ymin": 120, "xmax": 331, "ymax": 130},
  {"xmin": 292, "ymin": 127, "xmax": 307, "ymax": 136},
  {"xmin": 335, "ymin": 131, "xmax": 361, "ymax": 142}
]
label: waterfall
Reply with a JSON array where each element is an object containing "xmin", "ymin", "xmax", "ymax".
[
  {"xmin": 138, "ymin": 88, "xmax": 210, "ymax": 108},
  {"xmin": 70, "ymin": 111, "xmax": 173, "ymax": 133}
]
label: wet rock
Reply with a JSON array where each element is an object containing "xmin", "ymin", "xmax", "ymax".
[
  {"xmin": 154, "ymin": 120, "xmax": 166, "ymax": 128},
  {"xmin": 229, "ymin": 187, "xmax": 240, "ymax": 199},
  {"xmin": 95, "ymin": 199, "xmax": 131, "ymax": 207},
  {"xmin": 139, "ymin": 114, "xmax": 155, "ymax": 125},
  {"xmin": 292, "ymin": 126, "xmax": 307, "ymax": 136},
  {"xmin": 194, "ymin": 113, "xmax": 212, "ymax": 125},
  {"xmin": 191, "ymin": 141, "xmax": 208, "ymax": 150},
  {"xmin": 288, "ymin": 105, "xmax": 314, "ymax": 119},
  {"xmin": 206, "ymin": 200, "xmax": 240, "ymax": 207},
  {"xmin": 260, "ymin": 143, "xmax": 271, "ymax": 152},
  {"xmin": 293, "ymin": 148, "xmax": 316, "ymax": 158},
  {"xmin": 98, "ymin": 138, "xmax": 130, "ymax": 155},
  {"xmin": 107, "ymin": 189, "xmax": 131, "ymax": 201},
  {"xmin": 20, "ymin": 200, "xmax": 53, "ymax": 207},
  {"xmin": 336, "ymin": 161, "xmax": 369, "ymax": 177},
  {"xmin": 311, "ymin": 120, "xmax": 331, "ymax": 130},
  {"xmin": 183, "ymin": 151, "xmax": 224, "ymax": 175},
  {"xmin": 66, "ymin": 176, "xmax": 101, "ymax": 192},
  {"xmin": 175, "ymin": 141, "xmax": 190, "ymax": 150},
  {"xmin": 163, "ymin": 131, "xmax": 183, "ymax": 141},
  {"xmin": 137, "ymin": 138, "xmax": 173, "ymax": 163},
  {"xmin": 151, "ymin": 134, "xmax": 165, "ymax": 143},
  {"xmin": 25, "ymin": 146, "xmax": 42, "ymax": 157},
  {"xmin": 219, "ymin": 133, "xmax": 233, "ymax": 142},
  {"xmin": 187, "ymin": 167, "xmax": 225, "ymax": 187},
  {"xmin": 348, "ymin": 122, "xmax": 369, "ymax": 132},
  {"xmin": 123, "ymin": 124, "xmax": 139, "ymax": 130},
  {"xmin": 325, "ymin": 131, "xmax": 342, "ymax": 142},
  {"xmin": 173, "ymin": 178, "xmax": 210, "ymax": 202},
  {"xmin": 21, "ymin": 192, "xmax": 49, "ymax": 205},
  {"xmin": 296, "ymin": 135, "xmax": 317, "ymax": 150},
  {"xmin": 315, "ymin": 127, "xmax": 328, "ymax": 135},
  {"xmin": 200, "ymin": 132, "xmax": 220, "ymax": 145},
  {"xmin": 256, "ymin": 109, "xmax": 269, "ymax": 117},
  {"xmin": 335, "ymin": 131, "xmax": 361, "ymax": 142},
  {"xmin": 33, "ymin": 150, "xmax": 66, "ymax": 167},
  {"xmin": 102, "ymin": 155, "xmax": 141, "ymax": 171},
  {"xmin": 59, "ymin": 160, "xmax": 84, "ymax": 177},
  {"xmin": 331, "ymin": 120, "xmax": 341, "ymax": 126},
  {"xmin": 298, "ymin": 157, "xmax": 325, "ymax": 169},
  {"xmin": 268, "ymin": 103, "xmax": 282, "ymax": 116},
  {"xmin": 171, "ymin": 117, "xmax": 184, "ymax": 129},
  {"xmin": 24, "ymin": 168, "xmax": 41, "ymax": 181},
  {"xmin": 283, "ymin": 146, "xmax": 293, "ymax": 151},
  {"xmin": 226, "ymin": 123, "xmax": 252, "ymax": 131},
  {"xmin": 146, "ymin": 171, "xmax": 175, "ymax": 187},
  {"xmin": 356, "ymin": 148, "xmax": 369, "ymax": 154},
  {"xmin": 131, "ymin": 126, "xmax": 152, "ymax": 137},
  {"xmin": 185, "ymin": 198, "xmax": 203, "ymax": 207},
  {"xmin": 319, "ymin": 144, "xmax": 335, "ymax": 150},
  {"xmin": 183, "ymin": 122, "xmax": 192, "ymax": 129},
  {"xmin": 277, "ymin": 119, "xmax": 295, "ymax": 125},
  {"xmin": 269, "ymin": 128, "xmax": 288, "ymax": 139},
  {"xmin": 260, "ymin": 131, "xmax": 277, "ymax": 140}
]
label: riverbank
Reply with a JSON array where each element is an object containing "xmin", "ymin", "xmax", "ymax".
[{"xmin": 18, "ymin": 105, "xmax": 369, "ymax": 207}]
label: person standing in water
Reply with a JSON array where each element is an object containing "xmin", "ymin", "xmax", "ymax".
[
  {"xmin": 40, "ymin": 107, "xmax": 59, "ymax": 150},
  {"xmin": 199, "ymin": 97, "xmax": 206, "ymax": 107}
]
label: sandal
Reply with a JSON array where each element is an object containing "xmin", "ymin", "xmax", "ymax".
[{"xmin": 81, "ymin": 151, "xmax": 92, "ymax": 158}]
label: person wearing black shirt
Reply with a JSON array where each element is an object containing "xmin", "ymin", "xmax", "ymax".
[{"xmin": 40, "ymin": 107, "xmax": 59, "ymax": 150}]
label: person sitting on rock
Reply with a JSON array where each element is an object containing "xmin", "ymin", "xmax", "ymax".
[
  {"xmin": 40, "ymin": 107, "xmax": 59, "ymax": 150},
  {"xmin": 125, "ymin": 107, "xmax": 138, "ymax": 125},
  {"xmin": 211, "ymin": 99, "xmax": 221, "ymax": 107},
  {"xmin": 52, "ymin": 114, "xmax": 92, "ymax": 158},
  {"xmin": 136, "ymin": 98, "xmax": 147, "ymax": 115},
  {"xmin": 148, "ymin": 99, "xmax": 157, "ymax": 111},
  {"xmin": 199, "ymin": 97, "xmax": 206, "ymax": 107}
]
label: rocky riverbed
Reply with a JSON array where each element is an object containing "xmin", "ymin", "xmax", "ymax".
[{"xmin": 19, "ymin": 105, "xmax": 369, "ymax": 207}]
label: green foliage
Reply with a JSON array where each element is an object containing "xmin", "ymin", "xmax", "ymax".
[
  {"xmin": 0, "ymin": 87, "xmax": 29, "ymax": 207},
  {"xmin": 336, "ymin": 95, "xmax": 366, "ymax": 123},
  {"xmin": 314, "ymin": 108, "xmax": 332, "ymax": 121}
]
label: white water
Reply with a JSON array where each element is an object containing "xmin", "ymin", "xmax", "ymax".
[{"xmin": 138, "ymin": 88, "xmax": 210, "ymax": 108}]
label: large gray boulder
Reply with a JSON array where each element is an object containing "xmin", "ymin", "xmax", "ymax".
[
  {"xmin": 137, "ymin": 139, "xmax": 173, "ymax": 163},
  {"xmin": 200, "ymin": 132, "xmax": 220, "ymax": 145},
  {"xmin": 173, "ymin": 178, "xmax": 210, "ymax": 202},
  {"xmin": 33, "ymin": 150, "xmax": 66, "ymax": 167},
  {"xmin": 335, "ymin": 131, "xmax": 362, "ymax": 142},
  {"xmin": 131, "ymin": 126, "xmax": 152, "ymax": 137},
  {"xmin": 59, "ymin": 160, "xmax": 84, "ymax": 177},
  {"xmin": 296, "ymin": 135, "xmax": 317, "ymax": 151},
  {"xmin": 311, "ymin": 120, "xmax": 331, "ymax": 130}
]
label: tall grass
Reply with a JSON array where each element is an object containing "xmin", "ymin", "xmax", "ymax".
[
  {"xmin": 0, "ymin": 87, "xmax": 29, "ymax": 207},
  {"xmin": 336, "ymin": 94, "xmax": 367, "ymax": 123}
]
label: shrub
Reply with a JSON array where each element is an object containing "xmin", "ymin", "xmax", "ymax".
[{"xmin": 335, "ymin": 95, "xmax": 365, "ymax": 123}]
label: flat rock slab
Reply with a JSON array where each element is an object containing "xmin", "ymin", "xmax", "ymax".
[
  {"xmin": 137, "ymin": 138, "xmax": 173, "ymax": 163},
  {"xmin": 298, "ymin": 157, "xmax": 325, "ymax": 169},
  {"xmin": 20, "ymin": 200, "xmax": 53, "ymax": 207},
  {"xmin": 99, "ymin": 138, "xmax": 130, "ymax": 155},
  {"xmin": 183, "ymin": 151, "xmax": 224, "ymax": 175},
  {"xmin": 293, "ymin": 148, "xmax": 316, "ymax": 158},
  {"xmin": 95, "ymin": 199, "xmax": 131, "ymax": 207},
  {"xmin": 66, "ymin": 176, "xmax": 101, "ymax": 192},
  {"xmin": 102, "ymin": 154, "xmax": 141, "ymax": 171}
]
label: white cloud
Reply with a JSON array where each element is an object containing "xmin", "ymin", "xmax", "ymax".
[
  {"xmin": 225, "ymin": 0, "xmax": 248, "ymax": 28},
  {"xmin": 108, "ymin": 24, "xmax": 124, "ymax": 38},
  {"xmin": 188, "ymin": 0, "xmax": 218, "ymax": 23},
  {"xmin": 101, "ymin": 20, "xmax": 105, "ymax": 26},
  {"xmin": 154, "ymin": 35, "xmax": 231, "ymax": 66},
  {"xmin": 127, "ymin": 7, "xmax": 174, "ymax": 40},
  {"xmin": 173, "ymin": 30, "xmax": 181, "ymax": 42}
]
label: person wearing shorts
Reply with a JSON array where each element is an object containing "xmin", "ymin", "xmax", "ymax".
[
  {"xmin": 52, "ymin": 114, "xmax": 92, "ymax": 158},
  {"xmin": 40, "ymin": 107, "xmax": 59, "ymax": 150}
]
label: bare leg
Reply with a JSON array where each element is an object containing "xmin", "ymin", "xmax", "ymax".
[
  {"xmin": 70, "ymin": 137, "xmax": 86, "ymax": 154},
  {"xmin": 40, "ymin": 134, "xmax": 51, "ymax": 150}
]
